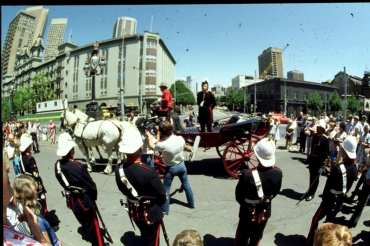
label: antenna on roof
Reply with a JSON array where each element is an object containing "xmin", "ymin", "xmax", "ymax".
[
  {"xmin": 150, "ymin": 15, "xmax": 153, "ymax": 32},
  {"xmin": 68, "ymin": 30, "xmax": 72, "ymax": 41}
]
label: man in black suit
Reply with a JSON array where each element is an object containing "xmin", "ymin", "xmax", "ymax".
[
  {"xmin": 234, "ymin": 138, "xmax": 283, "ymax": 246},
  {"xmin": 115, "ymin": 128, "xmax": 166, "ymax": 246}
]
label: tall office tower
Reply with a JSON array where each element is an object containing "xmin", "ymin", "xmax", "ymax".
[
  {"xmin": 1, "ymin": 6, "xmax": 49, "ymax": 78},
  {"xmin": 113, "ymin": 17, "xmax": 137, "ymax": 38},
  {"xmin": 287, "ymin": 70, "xmax": 304, "ymax": 81},
  {"xmin": 258, "ymin": 47, "xmax": 284, "ymax": 79},
  {"xmin": 44, "ymin": 18, "xmax": 68, "ymax": 61}
]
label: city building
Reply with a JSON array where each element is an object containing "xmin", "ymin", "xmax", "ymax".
[
  {"xmin": 4, "ymin": 31, "xmax": 176, "ymax": 115},
  {"xmin": 231, "ymin": 74, "xmax": 262, "ymax": 91},
  {"xmin": 211, "ymin": 83, "xmax": 226, "ymax": 97},
  {"xmin": 287, "ymin": 70, "xmax": 304, "ymax": 81},
  {"xmin": 258, "ymin": 46, "xmax": 285, "ymax": 79},
  {"xmin": 44, "ymin": 18, "xmax": 68, "ymax": 61},
  {"xmin": 113, "ymin": 17, "xmax": 137, "ymax": 38},
  {"xmin": 1, "ymin": 6, "xmax": 49, "ymax": 81},
  {"xmin": 243, "ymin": 77, "xmax": 339, "ymax": 117}
]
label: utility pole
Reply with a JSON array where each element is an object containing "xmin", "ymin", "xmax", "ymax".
[
  {"xmin": 344, "ymin": 66, "xmax": 347, "ymax": 120},
  {"xmin": 119, "ymin": 32, "xmax": 125, "ymax": 121},
  {"xmin": 243, "ymin": 86, "xmax": 246, "ymax": 114},
  {"xmin": 254, "ymin": 70, "xmax": 257, "ymax": 113},
  {"xmin": 284, "ymin": 80, "xmax": 287, "ymax": 116},
  {"xmin": 325, "ymin": 91, "xmax": 327, "ymax": 115}
]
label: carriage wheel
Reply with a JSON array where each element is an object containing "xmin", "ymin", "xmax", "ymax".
[
  {"xmin": 216, "ymin": 141, "xmax": 230, "ymax": 158},
  {"xmin": 154, "ymin": 151, "xmax": 166, "ymax": 179},
  {"xmin": 222, "ymin": 139, "xmax": 259, "ymax": 178}
]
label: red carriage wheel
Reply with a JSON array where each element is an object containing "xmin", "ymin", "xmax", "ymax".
[
  {"xmin": 216, "ymin": 141, "xmax": 230, "ymax": 158},
  {"xmin": 222, "ymin": 138, "xmax": 259, "ymax": 178},
  {"xmin": 154, "ymin": 151, "xmax": 166, "ymax": 179}
]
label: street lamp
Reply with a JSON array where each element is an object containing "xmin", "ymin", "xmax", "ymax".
[
  {"xmin": 83, "ymin": 42, "xmax": 107, "ymax": 119},
  {"xmin": 8, "ymin": 76, "xmax": 17, "ymax": 121}
]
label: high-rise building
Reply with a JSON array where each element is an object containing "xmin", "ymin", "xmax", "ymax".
[
  {"xmin": 258, "ymin": 47, "xmax": 284, "ymax": 79},
  {"xmin": 44, "ymin": 18, "xmax": 68, "ymax": 61},
  {"xmin": 287, "ymin": 70, "xmax": 304, "ymax": 81},
  {"xmin": 113, "ymin": 17, "xmax": 137, "ymax": 38},
  {"xmin": 1, "ymin": 6, "xmax": 49, "ymax": 79}
]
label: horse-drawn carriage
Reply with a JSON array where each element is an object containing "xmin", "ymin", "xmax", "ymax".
[{"xmin": 139, "ymin": 111, "xmax": 272, "ymax": 179}]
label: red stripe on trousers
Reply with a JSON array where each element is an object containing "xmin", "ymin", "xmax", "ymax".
[
  {"xmin": 306, "ymin": 207, "xmax": 324, "ymax": 245},
  {"xmin": 92, "ymin": 208, "xmax": 104, "ymax": 246},
  {"xmin": 155, "ymin": 223, "xmax": 161, "ymax": 246}
]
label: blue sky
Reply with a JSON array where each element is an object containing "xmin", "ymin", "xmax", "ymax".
[{"xmin": 2, "ymin": 4, "xmax": 369, "ymax": 93}]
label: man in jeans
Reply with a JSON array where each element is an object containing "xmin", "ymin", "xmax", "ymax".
[
  {"xmin": 29, "ymin": 121, "xmax": 40, "ymax": 154},
  {"xmin": 146, "ymin": 121, "xmax": 195, "ymax": 215}
]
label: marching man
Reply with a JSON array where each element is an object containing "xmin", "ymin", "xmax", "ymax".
[
  {"xmin": 234, "ymin": 138, "xmax": 283, "ymax": 246},
  {"xmin": 304, "ymin": 136, "xmax": 357, "ymax": 246},
  {"xmin": 55, "ymin": 133, "xmax": 106, "ymax": 246},
  {"xmin": 115, "ymin": 128, "xmax": 167, "ymax": 246}
]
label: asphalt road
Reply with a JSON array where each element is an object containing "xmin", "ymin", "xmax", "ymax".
[{"xmin": 7, "ymin": 110, "xmax": 369, "ymax": 246}]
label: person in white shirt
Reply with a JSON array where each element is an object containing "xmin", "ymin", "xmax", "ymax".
[
  {"xmin": 346, "ymin": 115, "xmax": 354, "ymax": 134},
  {"xmin": 141, "ymin": 131, "xmax": 157, "ymax": 168},
  {"xmin": 128, "ymin": 112, "xmax": 137, "ymax": 126},
  {"xmin": 326, "ymin": 122, "xmax": 337, "ymax": 156},
  {"xmin": 34, "ymin": 119, "xmax": 41, "ymax": 142},
  {"xmin": 146, "ymin": 121, "xmax": 195, "ymax": 215}
]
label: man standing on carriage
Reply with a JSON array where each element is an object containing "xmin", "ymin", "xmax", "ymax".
[
  {"xmin": 234, "ymin": 138, "xmax": 283, "ymax": 246},
  {"xmin": 197, "ymin": 80, "xmax": 216, "ymax": 132},
  {"xmin": 158, "ymin": 82, "xmax": 173, "ymax": 122}
]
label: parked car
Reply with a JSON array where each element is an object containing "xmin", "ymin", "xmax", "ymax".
[{"xmin": 271, "ymin": 113, "xmax": 290, "ymax": 124}]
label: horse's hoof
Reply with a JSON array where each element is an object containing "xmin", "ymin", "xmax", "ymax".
[{"xmin": 103, "ymin": 168, "xmax": 112, "ymax": 174}]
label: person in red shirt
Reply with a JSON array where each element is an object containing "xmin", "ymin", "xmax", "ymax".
[{"xmin": 159, "ymin": 82, "xmax": 173, "ymax": 122}]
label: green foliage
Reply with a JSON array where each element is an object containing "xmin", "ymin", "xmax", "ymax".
[
  {"xmin": 347, "ymin": 93, "xmax": 360, "ymax": 114},
  {"xmin": 306, "ymin": 92, "xmax": 323, "ymax": 111},
  {"xmin": 225, "ymin": 88, "xmax": 248, "ymax": 108},
  {"xmin": 31, "ymin": 70, "xmax": 56, "ymax": 102},
  {"xmin": 13, "ymin": 86, "xmax": 37, "ymax": 115},
  {"xmin": 328, "ymin": 90, "xmax": 343, "ymax": 113},
  {"xmin": 169, "ymin": 80, "xmax": 196, "ymax": 106},
  {"xmin": 1, "ymin": 97, "xmax": 12, "ymax": 122}
]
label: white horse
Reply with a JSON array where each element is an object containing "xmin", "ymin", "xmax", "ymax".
[{"xmin": 61, "ymin": 109, "xmax": 125, "ymax": 174}]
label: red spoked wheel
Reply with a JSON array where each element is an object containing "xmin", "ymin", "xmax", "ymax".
[
  {"xmin": 222, "ymin": 138, "xmax": 259, "ymax": 178},
  {"xmin": 154, "ymin": 151, "xmax": 166, "ymax": 179},
  {"xmin": 216, "ymin": 141, "xmax": 230, "ymax": 158}
]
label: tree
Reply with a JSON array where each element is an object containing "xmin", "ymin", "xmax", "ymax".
[
  {"xmin": 328, "ymin": 90, "xmax": 343, "ymax": 115},
  {"xmin": 225, "ymin": 88, "xmax": 247, "ymax": 110},
  {"xmin": 31, "ymin": 70, "xmax": 56, "ymax": 102},
  {"xmin": 1, "ymin": 97, "xmax": 12, "ymax": 122},
  {"xmin": 169, "ymin": 80, "xmax": 196, "ymax": 106},
  {"xmin": 13, "ymin": 86, "xmax": 37, "ymax": 115},
  {"xmin": 306, "ymin": 92, "xmax": 323, "ymax": 114},
  {"xmin": 347, "ymin": 93, "xmax": 360, "ymax": 114}
]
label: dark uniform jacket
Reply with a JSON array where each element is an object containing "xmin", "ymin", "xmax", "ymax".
[
  {"xmin": 115, "ymin": 162, "xmax": 166, "ymax": 225},
  {"xmin": 321, "ymin": 161, "xmax": 357, "ymax": 211},
  {"xmin": 309, "ymin": 134, "xmax": 329, "ymax": 165},
  {"xmin": 21, "ymin": 152, "xmax": 46, "ymax": 194},
  {"xmin": 235, "ymin": 167, "xmax": 283, "ymax": 224},
  {"xmin": 196, "ymin": 91, "xmax": 216, "ymax": 109},
  {"xmin": 54, "ymin": 159, "xmax": 97, "ymax": 213}
]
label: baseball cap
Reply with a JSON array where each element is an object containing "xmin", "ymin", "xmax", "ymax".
[
  {"xmin": 253, "ymin": 138, "xmax": 275, "ymax": 167},
  {"xmin": 354, "ymin": 116, "xmax": 359, "ymax": 120},
  {"xmin": 119, "ymin": 129, "xmax": 143, "ymax": 154}
]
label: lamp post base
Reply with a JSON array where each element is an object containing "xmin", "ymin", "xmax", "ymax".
[{"xmin": 85, "ymin": 101, "xmax": 103, "ymax": 120}]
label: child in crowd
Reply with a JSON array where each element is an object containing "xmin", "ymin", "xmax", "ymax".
[{"xmin": 285, "ymin": 120, "xmax": 294, "ymax": 151}]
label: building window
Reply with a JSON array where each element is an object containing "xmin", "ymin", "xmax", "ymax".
[
  {"xmin": 293, "ymin": 91, "xmax": 298, "ymax": 99},
  {"xmin": 100, "ymin": 75, "xmax": 107, "ymax": 96},
  {"xmin": 146, "ymin": 41, "xmax": 157, "ymax": 48},
  {"xmin": 85, "ymin": 78, "xmax": 91, "ymax": 97},
  {"xmin": 304, "ymin": 92, "xmax": 309, "ymax": 100}
]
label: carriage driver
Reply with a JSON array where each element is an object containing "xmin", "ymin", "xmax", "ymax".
[
  {"xmin": 234, "ymin": 138, "xmax": 283, "ymax": 246},
  {"xmin": 54, "ymin": 133, "xmax": 106, "ymax": 246},
  {"xmin": 115, "ymin": 128, "xmax": 166, "ymax": 246}
]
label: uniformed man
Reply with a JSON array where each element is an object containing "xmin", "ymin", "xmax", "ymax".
[
  {"xmin": 304, "ymin": 136, "xmax": 357, "ymax": 246},
  {"xmin": 197, "ymin": 80, "xmax": 216, "ymax": 132},
  {"xmin": 19, "ymin": 134, "xmax": 48, "ymax": 214},
  {"xmin": 234, "ymin": 138, "xmax": 283, "ymax": 246},
  {"xmin": 55, "ymin": 133, "xmax": 106, "ymax": 246},
  {"xmin": 305, "ymin": 119, "xmax": 329, "ymax": 201},
  {"xmin": 115, "ymin": 128, "xmax": 167, "ymax": 246}
]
